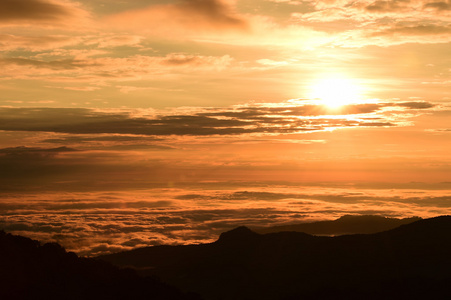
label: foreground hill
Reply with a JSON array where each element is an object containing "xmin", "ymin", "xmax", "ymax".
[
  {"xmin": 253, "ymin": 215, "xmax": 421, "ymax": 235},
  {"xmin": 0, "ymin": 231, "xmax": 200, "ymax": 300},
  {"xmin": 100, "ymin": 216, "xmax": 451, "ymax": 300}
]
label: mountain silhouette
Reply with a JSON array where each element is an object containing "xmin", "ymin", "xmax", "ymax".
[
  {"xmin": 217, "ymin": 226, "xmax": 260, "ymax": 243},
  {"xmin": 0, "ymin": 231, "xmax": 201, "ymax": 300},
  {"xmin": 254, "ymin": 215, "xmax": 422, "ymax": 235},
  {"xmin": 100, "ymin": 216, "xmax": 451, "ymax": 300}
]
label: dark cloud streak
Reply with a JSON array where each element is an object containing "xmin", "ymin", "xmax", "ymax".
[
  {"xmin": 371, "ymin": 24, "xmax": 451, "ymax": 36},
  {"xmin": 0, "ymin": 101, "xmax": 432, "ymax": 137},
  {"xmin": 0, "ymin": 0, "xmax": 79, "ymax": 23},
  {"xmin": 178, "ymin": 0, "xmax": 247, "ymax": 28},
  {"xmin": 424, "ymin": 1, "xmax": 451, "ymax": 12}
]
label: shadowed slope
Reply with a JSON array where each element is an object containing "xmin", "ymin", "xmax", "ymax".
[
  {"xmin": 100, "ymin": 216, "xmax": 451, "ymax": 300},
  {"xmin": 0, "ymin": 231, "xmax": 201, "ymax": 300}
]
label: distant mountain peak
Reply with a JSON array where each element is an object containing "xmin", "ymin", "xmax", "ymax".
[
  {"xmin": 217, "ymin": 226, "xmax": 259, "ymax": 243},
  {"xmin": 255, "ymin": 214, "xmax": 424, "ymax": 235}
]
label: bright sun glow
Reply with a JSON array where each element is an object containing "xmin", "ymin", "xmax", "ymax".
[{"xmin": 309, "ymin": 76, "xmax": 363, "ymax": 108}]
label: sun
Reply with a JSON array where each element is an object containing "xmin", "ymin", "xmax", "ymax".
[{"xmin": 309, "ymin": 76, "xmax": 363, "ymax": 108}]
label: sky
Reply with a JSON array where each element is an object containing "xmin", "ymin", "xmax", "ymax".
[{"xmin": 0, "ymin": 0, "xmax": 451, "ymax": 256}]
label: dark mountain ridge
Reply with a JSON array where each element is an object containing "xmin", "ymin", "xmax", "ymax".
[
  {"xmin": 100, "ymin": 216, "xmax": 451, "ymax": 300},
  {"xmin": 0, "ymin": 230, "xmax": 200, "ymax": 300},
  {"xmin": 253, "ymin": 214, "xmax": 422, "ymax": 235}
]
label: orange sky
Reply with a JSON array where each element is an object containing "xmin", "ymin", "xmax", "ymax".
[{"xmin": 0, "ymin": 0, "xmax": 450, "ymax": 255}]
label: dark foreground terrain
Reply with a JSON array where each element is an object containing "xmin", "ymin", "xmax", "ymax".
[
  {"xmin": 0, "ymin": 231, "xmax": 200, "ymax": 300},
  {"xmin": 100, "ymin": 216, "xmax": 451, "ymax": 300},
  {"xmin": 3, "ymin": 216, "xmax": 451, "ymax": 300}
]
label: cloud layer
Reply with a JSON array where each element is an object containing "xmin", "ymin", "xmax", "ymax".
[{"xmin": 1, "ymin": 183, "xmax": 450, "ymax": 256}]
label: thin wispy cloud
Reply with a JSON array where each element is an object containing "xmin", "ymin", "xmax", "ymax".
[
  {"xmin": 0, "ymin": 54, "xmax": 233, "ymax": 82},
  {"xmin": 293, "ymin": 0, "xmax": 451, "ymax": 45}
]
